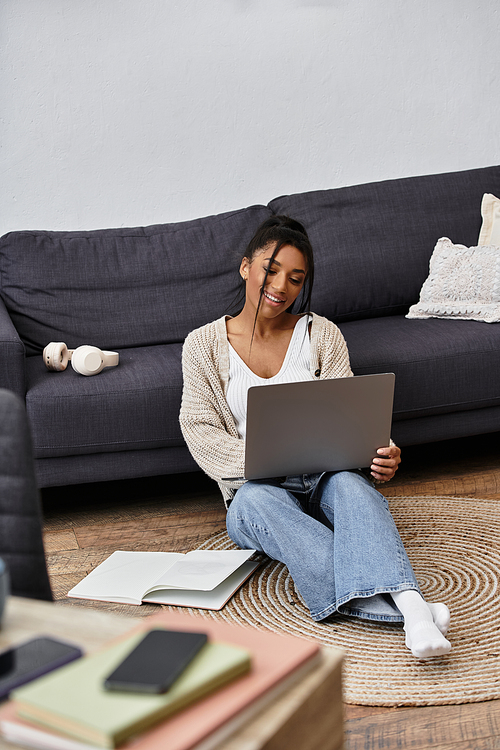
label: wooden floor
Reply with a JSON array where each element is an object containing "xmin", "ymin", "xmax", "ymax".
[{"xmin": 41, "ymin": 432, "xmax": 500, "ymax": 750}]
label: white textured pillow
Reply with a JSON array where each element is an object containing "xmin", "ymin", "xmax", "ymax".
[
  {"xmin": 478, "ymin": 193, "xmax": 500, "ymax": 247},
  {"xmin": 406, "ymin": 237, "xmax": 500, "ymax": 323}
]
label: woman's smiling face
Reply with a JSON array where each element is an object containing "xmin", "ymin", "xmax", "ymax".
[{"xmin": 240, "ymin": 243, "xmax": 307, "ymax": 319}]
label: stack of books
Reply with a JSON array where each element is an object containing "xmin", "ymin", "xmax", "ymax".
[{"xmin": 0, "ymin": 610, "xmax": 324, "ymax": 750}]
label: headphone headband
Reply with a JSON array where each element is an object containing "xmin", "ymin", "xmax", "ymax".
[{"xmin": 101, "ymin": 350, "xmax": 120, "ymax": 368}]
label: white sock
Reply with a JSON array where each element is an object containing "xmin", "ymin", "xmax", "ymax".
[
  {"xmin": 428, "ymin": 602, "xmax": 451, "ymax": 636},
  {"xmin": 391, "ymin": 590, "xmax": 452, "ymax": 659}
]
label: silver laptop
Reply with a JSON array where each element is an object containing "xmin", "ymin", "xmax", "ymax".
[{"xmin": 243, "ymin": 373, "xmax": 395, "ymax": 480}]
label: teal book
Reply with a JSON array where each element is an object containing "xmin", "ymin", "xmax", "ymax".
[{"xmin": 12, "ymin": 628, "xmax": 251, "ymax": 749}]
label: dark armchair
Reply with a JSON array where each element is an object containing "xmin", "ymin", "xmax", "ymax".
[{"xmin": 0, "ymin": 389, "xmax": 52, "ymax": 600}]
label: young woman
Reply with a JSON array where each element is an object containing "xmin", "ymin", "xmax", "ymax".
[{"xmin": 180, "ymin": 216, "xmax": 451, "ymax": 659}]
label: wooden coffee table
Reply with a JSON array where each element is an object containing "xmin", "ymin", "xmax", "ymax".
[{"xmin": 0, "ymin": 598, "xmax": 343, "ymax": 750}]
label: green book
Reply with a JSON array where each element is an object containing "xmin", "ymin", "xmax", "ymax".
[{"xmin": 12, "ymin": 629, "xmax": 251, "ymax": 749}]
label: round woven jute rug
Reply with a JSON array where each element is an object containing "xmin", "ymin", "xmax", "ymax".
[{"xmin": 175, "ymin": 495, "xmax": 500, "ymax": 707}]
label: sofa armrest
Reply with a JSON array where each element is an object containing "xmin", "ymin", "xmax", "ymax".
[{"xmin": 0, "ymin": 297, "xmax": 26, "ymax": 398}]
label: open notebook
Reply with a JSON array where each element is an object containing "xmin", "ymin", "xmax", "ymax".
[{"xmin": 67, "ymin": 550, "xmax": 259, "ymax": 610}]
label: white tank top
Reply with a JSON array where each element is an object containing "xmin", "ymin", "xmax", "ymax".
[{"xmin": 227, "ymin": 315, "xmax": 313, "ymax": 439}]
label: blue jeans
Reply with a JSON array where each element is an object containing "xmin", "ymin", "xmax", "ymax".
[{"xmin": 226, "ymin": 471, "xmax": 420, "ymax": 622}]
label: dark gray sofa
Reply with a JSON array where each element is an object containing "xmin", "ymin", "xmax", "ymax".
[{"xmin": 1, "ymin": 166, "xmax": 499, "ymax": 488}]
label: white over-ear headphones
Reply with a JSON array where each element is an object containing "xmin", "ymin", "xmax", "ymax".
[{"xmin": 43, "ymin": 342, "xmax": 119, "ymax": 376}]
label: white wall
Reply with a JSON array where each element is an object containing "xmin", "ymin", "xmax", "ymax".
[{"xmin": 1, "ymin": 0, "xmax": 499, "ymax": 234}]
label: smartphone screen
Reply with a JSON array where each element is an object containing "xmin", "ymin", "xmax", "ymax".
[
  {"xmin": 104, "ymin": 629, "xmax": 208, "ymax": 694},
  {"xmin": 0, "ymin": 636, "xmax": 83, "ymax": 699}
]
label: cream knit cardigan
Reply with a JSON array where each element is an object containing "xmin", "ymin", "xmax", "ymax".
[{"xmin": 179, "ymin": 313, "xmax": 353, "ymax": 507}]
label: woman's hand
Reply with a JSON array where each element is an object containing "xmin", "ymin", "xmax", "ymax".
[{"xmin": 370, "ymin": 444, "xmax": 401, "ymax": 482}]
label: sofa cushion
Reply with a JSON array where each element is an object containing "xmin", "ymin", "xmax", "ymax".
[
  {"xmin": 478, "ymin": 193, "xmax": 500, "ymax": 246},
  {"xmin": 269, "ymin": 166, "xmax": 500, "ymax": 323},
  {"xmin": 0, "ymin": 206, "xmax": 272, "ymax": 355},
  {"xmin": 25, "ymin": 344, "xmax": 185, "ymax": 458},
  {"xmin": 338, "ymin": 316, "xmax": 500, "ymax": 422},
  {"xmin": 406, "ymin": 237, "xmax": 500, "ymax": 323}
]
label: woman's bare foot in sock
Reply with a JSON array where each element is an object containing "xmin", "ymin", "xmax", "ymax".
[{"xmin": 405, "ymin": 620, "xmax": 452, "ymax": 659}]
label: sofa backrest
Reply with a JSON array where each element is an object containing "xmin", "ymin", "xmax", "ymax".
[
  {"xmin": 2, "ymin": 166, "xmax": 500, "ymax": 355},
  {"xmin": 269, "ymin": 166, "xmax": 500, "ymax": 322},
  {"xmin": 0, "ymin": 206, "xmax": 272, "ymax": 355}
]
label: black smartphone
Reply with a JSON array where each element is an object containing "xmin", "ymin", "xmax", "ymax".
[
  {"xmin": 103, "ymin": 629, "xmax": 208, "ymax": 694},
  {"xmin": 0, "ymin": 636, "xmax": 83, "ymax": 700}
]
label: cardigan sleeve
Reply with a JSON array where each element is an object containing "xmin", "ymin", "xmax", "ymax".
[
  {"xmin": 311, "ymin": 315, "xmax": 353, "ymax": 380},
  {"xmin": 179, "ymin": 327, "xmax": 246, "ymax": 492}
]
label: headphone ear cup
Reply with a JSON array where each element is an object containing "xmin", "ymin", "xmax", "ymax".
[
  {"xmin": 43, "ymin": 342, "xmax": 70, "ymax": 372},
  {"xmin": 71, "ymin": 346, "xmax": 105, "ymax": 376}
]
